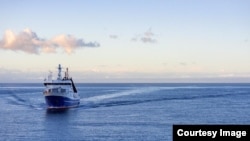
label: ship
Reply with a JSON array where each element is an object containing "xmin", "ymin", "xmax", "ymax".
[{"xmin": 43, "ymin": 64, "xmax": 80, "ymax": 109}]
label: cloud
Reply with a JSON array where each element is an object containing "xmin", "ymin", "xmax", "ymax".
[
  {"xmin": 141, "ymin": 36, "xmax": 157, "ymax": 43},
  {"xmin": 0, "ymin": 28, "xmax": 100, "ymax": 54},
  {"xmin": 131, "ymin": 28, "xmax": 157, "ymax": 44},
  {"xmin": 109, "ymin": 34, "xmax": 118, "ymax": 39},
  {"xmin": 52, "ymin": 34, "xmax": 100, "ymax": 53},
  {"xmin": 141, "ymin": 28, "xmax": 157, "ymax": 43}
]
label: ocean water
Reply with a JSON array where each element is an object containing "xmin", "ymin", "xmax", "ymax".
[{"xmin": 0, "ymin": 83, "xmax": 250, "ymax": 140}]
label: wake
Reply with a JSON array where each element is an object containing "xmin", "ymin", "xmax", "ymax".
[
  {"xmin": 3, "ymin": 85, "xmax": 250, "ymax": 110},
  {"xmin": 81, "ymin": 87, "xmax": 161, "ymax": 102},
  {"xmin": 5, "ymin": 93, "xmax": 46, "ymax": 110},
  {"xmin": 79, "ymin": 86, "xmax": 250, "ymax": 109}
]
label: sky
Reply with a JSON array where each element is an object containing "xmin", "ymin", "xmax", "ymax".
[{"xmin": 0, "ymin": 0, "xmax": 250, "ymax": 83}]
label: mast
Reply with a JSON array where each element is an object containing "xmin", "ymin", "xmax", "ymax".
[
  {"xmin": 57, "ymin": 64, "xmax": 62, "ymax": 80},
  {"xmin": 66, "ymin": 68, "xmax": 69, "ymax": 79}
]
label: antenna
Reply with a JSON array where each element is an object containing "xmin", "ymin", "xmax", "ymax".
[{"xmin": 64, "ymin": 67, "xmax": 69, "ymax": 79}]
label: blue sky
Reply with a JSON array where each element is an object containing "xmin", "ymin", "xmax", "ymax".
[{"xmin": 0, "ymin": 0, "xmax": 250, "ymax": 83}]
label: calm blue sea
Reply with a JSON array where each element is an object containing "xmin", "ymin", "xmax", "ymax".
[{"xmin": 0, "ymin": 83, "xmax": 250, "ymax": 140}]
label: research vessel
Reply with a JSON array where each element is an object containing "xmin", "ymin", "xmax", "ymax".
[{"xmin": 43, "ymin": 64, "xmax": 80, "ymax": 109}]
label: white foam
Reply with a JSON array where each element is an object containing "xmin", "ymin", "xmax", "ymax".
[{"xmin": 82, "ymin": 87, "xmax": 161, "ymax": 102}]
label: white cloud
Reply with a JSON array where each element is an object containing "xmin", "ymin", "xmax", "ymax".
[
  {"xmin": 141, "ymin": 37, "xmax": 157, "ymax": 43},
  {"xmin": 0, "ymin": 28, "xmax": 100, "ymax": 54},
  {"xmin": 109, "ymin": 34, "xmax": 118, "ymax": 39},
  {"xmin": 131, "ymin": 28, "xmax": 157, "ymax": 44}
]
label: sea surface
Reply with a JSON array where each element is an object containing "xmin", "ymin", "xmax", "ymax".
[{"xmin": 0, "ymin": 83, "xmax": 250, "ymax": 141}]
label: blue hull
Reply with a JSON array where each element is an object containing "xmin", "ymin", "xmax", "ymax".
[{"xmin": 45, "ymin": 95, "xmax": 80, "ymax": 109}]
